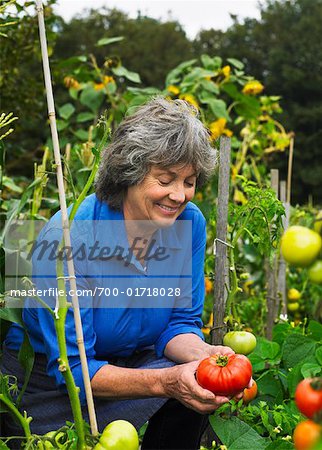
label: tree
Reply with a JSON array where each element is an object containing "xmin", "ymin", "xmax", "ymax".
[
  {"xmin": 193, "ymin": 0, "xmax": 322, "ymax": 204},
  {"xmin": 0, "ymin": 0, "xmax": 60, "ymax": 174},
  {"xmin": 54, "ymin": 7, "xmax": 194, "ymax": 88}
]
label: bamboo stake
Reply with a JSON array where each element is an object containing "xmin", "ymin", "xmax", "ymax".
[{"xmin": 35, "ymin": 0, "xmax": 98, "ymax": 434}]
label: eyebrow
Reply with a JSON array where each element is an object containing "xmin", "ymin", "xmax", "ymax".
[{"xmin": 156, "ymin": 169, "xmax": 197, "ymax": 178}]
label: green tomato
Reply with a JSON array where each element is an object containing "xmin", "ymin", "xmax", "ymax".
[
  {"xmin": 280, "ymin": 226, "xmax": 322, "ymax": 267},
  {"xmin": 308, "ymin": 260, "xmax": 322, "ymax": 284},
  {"xmin": 313, "ymin": 210, "xmax": 322, "ymax": 235},
  {"xmin": 93, "ymin": 444, "xmax": 106, "ymax": 450},
  {"xmin": 287, "ymin": 302, "xmax": 300, "ymax": 312},
  {"xmin": 223, "ymin": 331, "xmax": 257, "ymax": 355},
  {"xmin": 95, "ymin": 420, "xmax": 139, "ymax": 450}
]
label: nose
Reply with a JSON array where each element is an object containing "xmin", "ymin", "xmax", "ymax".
[{"xmin": 168, "ymin": 185, "xmax": 186, "ymax": 203}]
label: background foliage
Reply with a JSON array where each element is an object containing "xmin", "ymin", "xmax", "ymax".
[{"xmin": 1, "ymin": 0, "xmax": 321, "ymax": 204}]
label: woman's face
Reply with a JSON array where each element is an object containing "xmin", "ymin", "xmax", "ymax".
[{"xmin": 123, "ymin": 164, "xmax": 197, "ymax": 227}]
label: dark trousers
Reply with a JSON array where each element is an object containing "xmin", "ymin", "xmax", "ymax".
[
  {"xmin": 1, "ymin": 346, "xmax": 208, "ymax": 450},
  {"xmin": 142, "ymin": 398, "xmax": 209, "ymax": 450}
]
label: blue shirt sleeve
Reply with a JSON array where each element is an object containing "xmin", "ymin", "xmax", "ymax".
[
  {"xmin": 154, "ymin": 209, "xmax": 206, "ymax": 357},
  {"xmin": 28, "ymin": 226, "xmax": 107, "ymax": 405}
]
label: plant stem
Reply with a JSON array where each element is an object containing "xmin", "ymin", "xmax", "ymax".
[
  {"xmin": 54, "ymin": 258, "xmax": 86, "ymax": 449},
  {"xmin": 0, "ymin": 394, "xmax": 32, "ymax": 439}
]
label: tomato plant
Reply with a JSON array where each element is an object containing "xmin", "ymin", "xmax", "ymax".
[
  {"xmin": 293, "ymin": 420, "xmax": 322, "ymax": 450},
  {"xmin": 223, "ymin": 331, "xmax": 257, "ymax": 355},
  {"xmin": 295, "ymin": 378, "xmax": 322, "ymax": 420},
  {"xmin": 94, "ymin": 420, "xmax": 139, "ymax": 450},
  {"xmin": 196, "ymin": 354, "xmax": 252, "ymax": 396},
  {"xmin": 281, "ymin": 226, "xmax": 322, "ymax": 267}
]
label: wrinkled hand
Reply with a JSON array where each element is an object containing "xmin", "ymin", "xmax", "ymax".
[
  {"xmin": 205, "ymin": 344, "xmax": 235, "ymax": 358},
  {"xmin": 162, "ymin": 360, "xmax": 231, "ymax": 414}
]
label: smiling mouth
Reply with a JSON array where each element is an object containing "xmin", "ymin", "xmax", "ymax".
[{"xmin": 156, "ymin": 203, "xmax": 181, "ymax": 213}]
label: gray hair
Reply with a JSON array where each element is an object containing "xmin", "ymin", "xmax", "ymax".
[{"xmin": 95, "ymin": 96, "xmax": 218, "ymax": 210}]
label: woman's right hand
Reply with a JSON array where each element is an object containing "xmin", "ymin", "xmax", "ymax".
[{"xmin": 161, "ymin": 360, "xmax": 230, "ymax": 414}]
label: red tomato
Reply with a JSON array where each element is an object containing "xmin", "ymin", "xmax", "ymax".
[
  {"xmin": 293, "ymin": 420, "xmax": 321, "ymax": 450},
  {"xmin": 196, "ymin": 354, "xmax": 252, "ymax": 396},
  {"xmin": 243, "ymin": 380, "xmax": 258, "ymax": 404},
  {"xmin": 295, "ymin": 378, "xmax": 322, "ymax": 419}
]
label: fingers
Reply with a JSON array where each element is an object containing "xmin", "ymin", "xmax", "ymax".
[
  {"xmin": 234, "ymin": 392, "xmax": 244, "ymax": 401},
  {"xmin": 215, "ymin": 395, "xmax": 231, "ymax": 404},
  {"xmin": 209, "ymin": 345, "xmax": 235, "ymax": 356}
]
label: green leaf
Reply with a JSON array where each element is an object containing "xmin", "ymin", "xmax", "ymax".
[
  {"xmin": 199, "ymin": 79, "xmax": 219, "ymax": 95},
  {"xmin": 0, "ymin": 306, "xmax": 24, "ymax": 326},
  {"xmin": 282, "ymin": 333, "xmax": 317, "ymax": 369},
  {"xmin": 112, "ymin": 66, "xmax": 141, "ymax": 83},
  {"xmin": 253, "ymin": 337, "xmax": 281, "ymax": 361},
  {"xmin": 127, "ymin": 87, "xmax": 161, "ymax": 95},
  {"xmin": 287, "ymin": 362, "xmax": 304, "ymax": 396},
  {"xmin": 76, "ymin": 112, "xmax": 95, "ymax": 123},
  {"xmin": 227, "ymin": 58, "xmax": 245, "ymax": 69},
  {"xmin": 2, "ymin": 176, "xmax": 43, "ymax": 243},
  {"xmin": 69, "ymin": 87, "xmax": 79, "ymax": 101},
  {"xmin": 257, "ymin": 372, "xmax": 283, "ymax": 399},
  {"xmin": 165, "ymin": 59, "xmax": 197, "ymax": 85},
  {"xmin": 16, "ymin": 332, "xmax": 34, "ymax": 404},
  {"xmin": 56, "ymin": 119, "xmax": 68, "ymax": 131},
  {"xmin": 73, "ymin": 129, "xmax": 89, "ymax": 141},
  {"xmin": 58, "ymin": 103, "xmax": 75, "ymax": 120},
  {"xmin": 316, "ymin": 346, "xmax": 322, "ymax": 366},
  {"xmin": 207, "ymin": 99, "xmax": 230, "ymax": 121},
  {"xmin": 200, "ymin": 54, "xmax": 219, "ymax": 70},
  {"xmin": 222, "ymin": 82, "xmax": 241, "ymax": 100},
  {"xmin": 182, "ymin": 67, "xmax": 216, "ymax": 84},
  {"xmin": 209, "ymin": 415, "xmax": 268, "ymax": 449},
  {"xmin": 96, "ymin": 36, "xmax": 124, "ymax": 46},
  {"xmin": 79, "ymin": 86, "xmax": 105, "ymax": 113},
  {"xmin": 272, "ymin": 323, "xmax": 294, "ymax": 346},
  {"xmin": 307, "ymin": 320, "xmax": 322, "ymax": 342},
  {"xmin": 301, "ymin": 362, "xmax": 322, "ymax": 378},
  {"xmin": 248, "ymin": 353, "xmax": 266, "ymax": 372},
  {"xmin": 0, "ymin": 438, "xmax": 11, "ymax": 449},
  {"xmin": 235, "ymin": 95, "xmax": 261, "ymax": 119},
  {"xmin": 265, "ymin": 440, "xmax": 294, "ymax": 449},
  {"xmin": 57, "ymin": 55, "xmax": 87, "ymax": 68},
  {"xmin": 2, "ymin": 176, "xmax": 22, "ymax": 193}
]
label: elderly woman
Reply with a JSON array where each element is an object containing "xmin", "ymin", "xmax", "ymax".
[{"xmin": 3, "ymin": 98, "xmax": 240, "ymax": 449}]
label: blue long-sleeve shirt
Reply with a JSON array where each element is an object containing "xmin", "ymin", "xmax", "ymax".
[{"xmin": 5, "ymin": 194, "xmax": 206, "ymax": 404}]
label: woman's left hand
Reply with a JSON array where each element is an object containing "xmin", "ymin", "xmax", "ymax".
[{"xmin": 204, "ymin": 344, "xmax": 235, "ymax": 358}]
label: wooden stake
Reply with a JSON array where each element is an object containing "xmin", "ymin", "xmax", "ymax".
[
  {"xmin": 287, "ymin": 136, "xmax": 294, "ymax": 204},
  {"xmin": 278, "ymin": 181, "xmax": 287, "ymax": 316},
  {"xmin": 212, "ymin": 136, "xmax": 231, "ymax": 346},
  {"xmin": 35, "ymin": 0, "xmax": 98, "ymax": 434},
  {"xmin": 266, "ymin": 169, "xmax": 279, "ymax": 339}
]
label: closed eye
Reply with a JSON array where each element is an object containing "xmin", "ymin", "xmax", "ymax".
[{"xmin": 159, "ymin": 180, "xmax": 171, "ymax": 186}]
